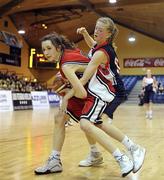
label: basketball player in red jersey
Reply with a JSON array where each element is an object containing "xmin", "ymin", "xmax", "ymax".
[{"xmin": 35, "ymin": 32, "xmax": 103, "ymax": 175}]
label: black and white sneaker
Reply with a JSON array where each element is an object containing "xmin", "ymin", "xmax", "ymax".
[
  {"xmin": 117, "ymin": 154, "xmax": 134, "ymax": 177},
  {"xmin": 34, "ymin": 154, "xmax": 63, "ymax": 175},
  {"xmin": 129, "ymin": 145, "xmax": 146, "ymax": 173}
]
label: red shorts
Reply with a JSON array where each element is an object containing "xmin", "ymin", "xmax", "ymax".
[
  {"xmin": 66, "ymin": 97, "xmax": 85, "ymax": 122},
  {"xmin": 66, "ymin": 94, "xmax": 107, "ymax": 123}
]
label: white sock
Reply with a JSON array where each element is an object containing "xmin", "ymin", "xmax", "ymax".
[
  {"xmin": 52, "ymin": 150, "xmax": 61, "ymax": 159},
  {"xmin": 90, "ymin": 144, "xmax": 99, "ymax": 153},
  {"xmin": 108, "ymin": 118, "xmax": 112, "ymax": 124},
  {"xmin": 149, "ymin": 110, "xmax": 152, "ymax": 115},
  {"xmin": 112, "ymin": 148, "xmax": 123, "ymax": 160},
  {"xmin": 122, "ymin": 135, "xmax": 135, "ymax": 150}
]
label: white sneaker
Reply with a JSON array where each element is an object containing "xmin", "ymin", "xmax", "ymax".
[
  {"xmin": 149, "ymin": 114, "xmax": 152, "ymax": 119},
  {"xmin": 117, "ymin": 154, "xmax": 134, "ymax": 177},
  {"xmin": 65, "ymin": 120, "xmax": 73, "ymax": 127},
  {"xmin": 68, "ymin": 119, "xmax": 74, "ymax": 126},
  {"xmin": 34, "ymin": 154, "xmax": 63, "ymax": 175},
  {"xmin": 145, "ymin": 113, "xmax": 149, "ymax": 118},
  {"xmin": 79, "ymin": 152, "xmax": 103, "ymax": 167},
  {"xmin": 65, "ymin": 122, "xmax": 68, "ymax": 127},
  {"xmin": 129, "ymin": 145, "xmax": 146, "ymax": 173}
]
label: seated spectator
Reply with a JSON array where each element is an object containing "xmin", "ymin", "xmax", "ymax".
[
  {"xmin": 138, "ymin": 89, "xmax": 144, "ymax": 106},
  {"xmin": 157, "ymin": 82, "xmax": 164, "ymax": 94}
]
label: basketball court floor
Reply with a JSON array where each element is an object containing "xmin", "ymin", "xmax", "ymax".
[{"xmin": 0, "ymin": 104, "xmax": 164, "ymax": 180}]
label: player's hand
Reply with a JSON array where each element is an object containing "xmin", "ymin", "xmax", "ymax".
[{"xmin": 77, "ymin": 27, "xmax": 87, "ymax": 35}]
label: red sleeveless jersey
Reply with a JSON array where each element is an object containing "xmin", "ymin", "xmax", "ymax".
[{"xmin": 59, "ymin": 49, "xmax": 89, "ymax": 79}]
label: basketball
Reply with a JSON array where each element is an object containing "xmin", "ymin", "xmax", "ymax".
[{"xmin": 52, "ymin": 72, "xmax": 71, "ymax": 96}]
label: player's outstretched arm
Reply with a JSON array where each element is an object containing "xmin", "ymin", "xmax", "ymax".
[{"xmin": 80, "ymin": 50, "xmax": 107, "ymax": 85}]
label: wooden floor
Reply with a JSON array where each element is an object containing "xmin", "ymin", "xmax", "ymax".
[{"xmin": 0, "ymin": 104, "xmax": 164, "ymax": 180}]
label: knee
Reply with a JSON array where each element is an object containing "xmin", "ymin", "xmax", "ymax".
[
  {"xmin": 80, "ymin": 119, "xmax": 92, "ymax": 133},
  {"xmin": 54, "ymin": 110, "xmax": 66, "ymax": 126}
]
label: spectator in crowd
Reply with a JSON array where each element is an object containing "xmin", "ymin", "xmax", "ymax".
[
  {"xmin": 157, "ymin": 81, "xmax": 164, "ymax": 94},
  {"xmin": 0, "ymin": 70, "xmax": 45, "ymax": 92},
  {"xmin": 138, "ymin": 89, "xmax": 144, "ymax": 106}
]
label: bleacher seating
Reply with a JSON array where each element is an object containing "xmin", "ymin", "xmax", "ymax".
[
  {"xmin": 121, "ymin": 75, "xmax": 138, "ymax": 95},
  {"xmin": 121, "ymin": 75, "xmax": 164, "ymax": 103},
  {"xmin": 153, "ymin": 75, "xmax": 164, "ymax": 103}
]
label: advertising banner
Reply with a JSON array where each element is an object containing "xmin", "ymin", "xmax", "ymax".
[
  {"xmin": 124, "ymin": 57, "xmax": 164, "ymax": 68},
  {"xmin": 0, "ymin": 90, "xmax": 13, "ymax": 111},
  {"xmin": 48, "ymin": 92, "xmax": 60, "ymax": 107},
  {"xmin": 31, "ymin": 91, "xmax": 49, "ymax": 109},
  {"xmin": 12, "ymin": 92, "xmax": 32, "ymax": 110}
]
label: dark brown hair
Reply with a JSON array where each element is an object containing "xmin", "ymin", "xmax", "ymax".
[{"xmin": 41, "ymin": 32, "xmax": 76, "ymax": 50}]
